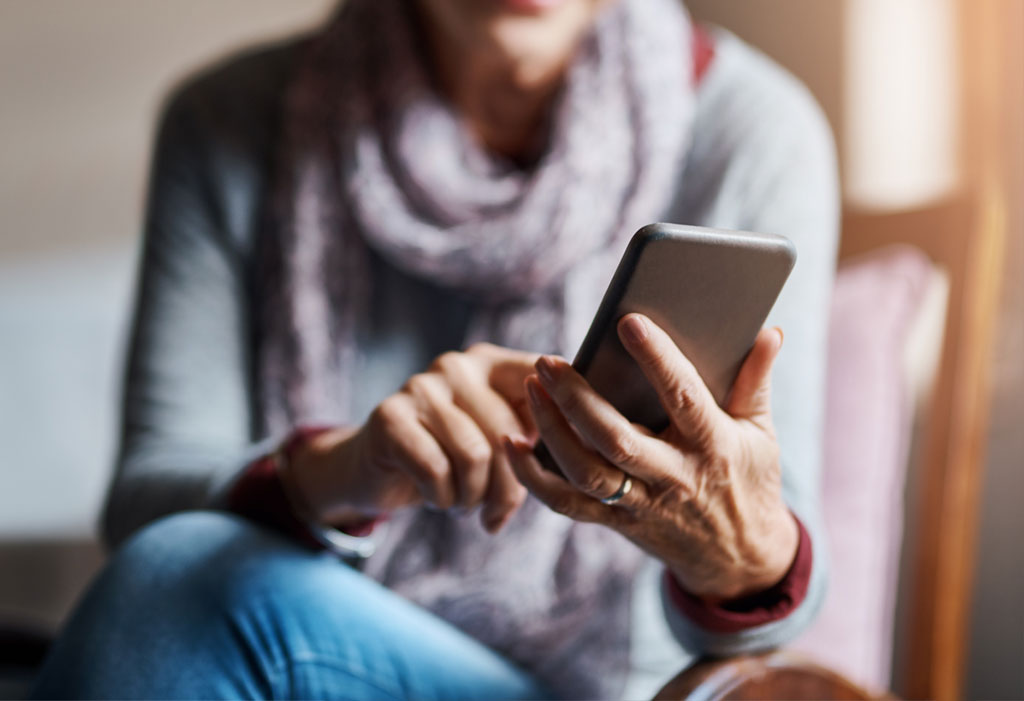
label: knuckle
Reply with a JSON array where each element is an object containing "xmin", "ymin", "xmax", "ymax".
[
  {"xmin": 465, "ymin": 341, "xmax": 496, "ymax": 357},
  {"xmin": 431, "ymin": 350, "xmax": 466, "ymax": 375},
  {"xmin": 692, "ymin": 465, "xmax": 726, "ymax": 504},
  {"xmin": 374, "ymin": 396, "xmax": 406, "ymax": 429},
  {"xmin": 578, "ymin": 470, "xmax": 611, "ymax": 496},
  {"xmin": 688, "ymin": 410, "xmax": 718, "ymax": 451},
  {"xmin": 413, "ymin": 455, "xmax": 445, "ymax": 482},
  {"xmin": 556, "ymin": 385, "xmax": 581, "ymax": 415},
  {"xmin": 549, "ymin": 495, "xmax": 577, "ymax": 518},
  {"xmin": 653, "ymin": 478, "xmax": 688, "ymax": 510},
  {"xmin": 417, "ymin": 460, "xmax": 452, "ymax": 500},
  {"xmin": 603, "ymin": 432, "xmax": 638, "ymax": 467},
  {"xmin": 460, "ymin": 439, "xmax": 492, "ymax": 470},
  {"xmin": 404, "ymin": 372, "xmax": 434, "ymax": 398},
  {"xmin": 668, "ymin": 379, "xmax": 699, "ymax": 414}
]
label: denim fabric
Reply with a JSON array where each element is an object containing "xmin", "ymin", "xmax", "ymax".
[{"xmin": 32, "ymin": 511, "xmax": 549, "ymax": 700}]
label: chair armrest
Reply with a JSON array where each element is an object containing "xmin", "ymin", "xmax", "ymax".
[{"xmin": 653, "ymin": 651, "xmax": 890, "ymax": 700}]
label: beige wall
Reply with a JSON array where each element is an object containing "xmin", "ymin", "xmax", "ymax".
[
  {"xmin": 0, "ymin": 0, "xmax": 333, "ymax": 261},
  {"xmin": 686, "ymin": 0, "xmax": 846, "ymax": 155},
  {"xmin": 0, "ymin": 0, "xmax": 330, "ymax": 538}
]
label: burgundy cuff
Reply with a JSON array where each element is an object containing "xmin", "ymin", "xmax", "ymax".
[
  {"xmin": 226, "ymin": 427, "xmax": 381, "ymax": 549},
  {"xmin": 226, "ymin": 451, "xmax": 325, "ymax": 551},
  {"xmin": 665, "ymin": 514, "xmax": 813, "ymax": 634},
  {"xmin": 692, "ymin": 23, "xmax": 715, "ymax": 86}
]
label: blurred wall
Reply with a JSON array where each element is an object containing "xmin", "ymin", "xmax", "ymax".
[
  {"xmin": 686, "ymin": 0, "xmax": 961, "ymax": 209},
  {"xmin": 0, "ymin": 0, "xmax": 333, "ymax": 540},
  {"xmin": 0, "ymin": 0, "xmax": 333, "ymax": 260},
  {"xmin": 685, "ymin": 1, "xmax": 846, "ymax": 183}
]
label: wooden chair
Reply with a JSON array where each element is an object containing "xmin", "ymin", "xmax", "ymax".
[{"xmin": 656, "ymin": 193, "xmax": 1006, "ymax": 701}]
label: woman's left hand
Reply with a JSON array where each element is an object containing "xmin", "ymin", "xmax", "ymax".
[{"xmin": 504, "ymin": 313, "xmax": 799, "ymax": 602}]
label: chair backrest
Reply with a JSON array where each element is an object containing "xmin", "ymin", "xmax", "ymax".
[{"xmin": 839, "ymin": 193, "xmax": 1005, "ymax": 701}]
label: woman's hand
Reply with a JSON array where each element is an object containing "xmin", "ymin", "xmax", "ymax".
[
  {"xmin": 287, "ymin": 343, "xmax": 541, "ymax": 534},
  {"xmin": 504, "ymin": 313, "xmax": 799, "ymax": 602}
]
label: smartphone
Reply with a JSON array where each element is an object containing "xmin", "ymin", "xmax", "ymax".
[{"xmin": 535, "ymin": 222, "xmax": 796, "ymax": 475}]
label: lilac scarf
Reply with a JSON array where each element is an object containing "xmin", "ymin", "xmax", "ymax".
[{"xmin": 257, "ymin": 0, "xmax": 694, "ymax": 695}]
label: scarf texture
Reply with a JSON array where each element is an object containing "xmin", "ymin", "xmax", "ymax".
[{"xmin": 257, "ymin": 0, "xmax": 694, "ymax": 695}]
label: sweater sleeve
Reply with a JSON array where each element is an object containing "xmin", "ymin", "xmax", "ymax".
[
  {"xmin": 659, "ymin": 30, "xmax": 838, "ymax": 654},
  {"xmin": 101, "ymin": 68, "xmax": 282, "ymax": 548}
]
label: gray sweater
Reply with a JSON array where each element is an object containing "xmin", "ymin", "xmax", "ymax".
[{"xmin": 105, "ymin": 27, "xmax": 838, "ymax": 697}]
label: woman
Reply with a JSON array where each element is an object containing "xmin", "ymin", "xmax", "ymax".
[{"xmin": 34, "ymin": 0, "xmax": 837, "ymax": 698}]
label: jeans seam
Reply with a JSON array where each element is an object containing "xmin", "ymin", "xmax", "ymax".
[{"xmin": 275, "ymin": 654, "xmax": 405, "ymax": 700}]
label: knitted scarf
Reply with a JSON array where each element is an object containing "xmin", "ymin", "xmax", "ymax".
[{"xmin": 258, "ymin": 0, "xmax": 694, "ymax": 696}]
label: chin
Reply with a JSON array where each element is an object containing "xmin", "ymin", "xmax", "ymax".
[
  {"xmin": 427, "ymin": 0, "xmax": 611, "ymax": 62},
  {"xmin": 495, "ymin": 0, "xmax": 578, "ymax": 14}
]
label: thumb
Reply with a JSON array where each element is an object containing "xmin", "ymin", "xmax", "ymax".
[{"xmin": 726, "ymin": 327, "xmax": 783, "ymax": 421}]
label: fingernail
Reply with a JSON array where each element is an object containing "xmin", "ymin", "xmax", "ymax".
[
  {"xmin": 619, "ymin": 314, "xmax": 648, "ymax": 347},
  {"xmin": 774, "ymin": 326, "xmax": 784, "ymax": 346},
  {"xmin": 503, "ymin": 433, "xmax": 530, "ymax": 456},
  {"xmin": 535, "ymin": 356, "xmax": 559, "ymax": 384},
  {"xmin": 502, "ymin": 435, "xmax": 518, "ymax": 460}
]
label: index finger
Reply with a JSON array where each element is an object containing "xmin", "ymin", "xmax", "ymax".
[
  {"xmin": 466, "ymin": 342, "xmax": 542, "ymax": 437},
  {"xmin": 466, "ymin": 342, "xmax": 542, "ymax": 398},
  {"xmin": 617, "ymin": 313, "xmax": 723, "ymax": 450},
  {"xmin": 439, "ymin": 348, "xmax": 534, "ymax": 528}
]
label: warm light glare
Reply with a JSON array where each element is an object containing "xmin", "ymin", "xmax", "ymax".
[{"xmin": 844, "ymin": 0, "xmax": 959, "ymax": 208}]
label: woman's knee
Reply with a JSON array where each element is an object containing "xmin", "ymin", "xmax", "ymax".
[
  {"xmin": 111, "ymin": 511, "xmax": 302, "ymax": 605},
  {"xmin": 34, "ymin": 513, "xmax": 307, "ymax": 698},
  {"xmin": 40, "ymin": 512, "xmax": 544, "ymax": 699}
]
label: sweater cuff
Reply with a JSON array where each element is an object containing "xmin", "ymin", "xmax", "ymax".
[
  {"xmin": 226, "ymin": 427, "xmax": 381, "ymax": 551},
  {"xmin": 226, "ymin": 450, "xmax": 325, "ymax": 550},
  {"xmin": 664, "ymin": 514, "xmax": 813, "ymax": 634}
]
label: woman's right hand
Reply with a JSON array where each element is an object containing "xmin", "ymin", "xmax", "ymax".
[{"xmin": 287, "ymin": 343, "xmax": 541, "ymax": 533}]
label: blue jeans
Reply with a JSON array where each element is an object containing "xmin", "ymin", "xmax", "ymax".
[{"xmin": 32, "ymin": 511, "xmax": 549, "ymax": 700}]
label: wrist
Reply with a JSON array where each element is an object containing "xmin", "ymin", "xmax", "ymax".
[
  {"xmin": 744, "ymin": 506, "xmax": 801, "ymax": 598},
  {"xmin": 283, "ymin": 425, "xmax": 380, "ymax": 526},
  {"xmin": 670, "ymin": 505, "xmax": 799, "ymax": 604},
  {"xmin": 664, "ymin": 514, "xmax": 813, "ymax": 634}
]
